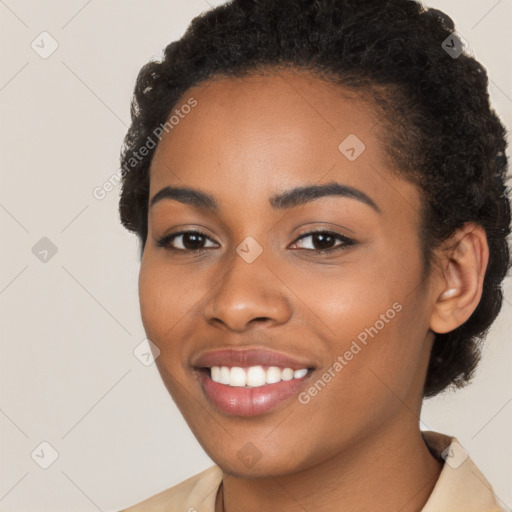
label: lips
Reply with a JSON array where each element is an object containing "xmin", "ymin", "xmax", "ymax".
[
  {"xmin": 192, "ymin": 348, "xmax": 315, "ymax": 417},
  {"xmin": 193, "ymin": 348, "xmax": 314, "ymax": 370}
]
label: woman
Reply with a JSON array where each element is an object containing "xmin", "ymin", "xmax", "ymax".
[{"xmin": 117, "ymin": 0, "xmax": 510, "ymax": 510}]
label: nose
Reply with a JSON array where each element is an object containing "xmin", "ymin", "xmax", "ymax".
[{"xmin": 202, "ymin": 248, "xmax": 292, "ymax": 332}]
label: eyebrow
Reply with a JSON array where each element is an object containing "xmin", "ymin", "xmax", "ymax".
[{"xmin": 149, "ymin": 181, "xmax": 381, "ymax": 213}]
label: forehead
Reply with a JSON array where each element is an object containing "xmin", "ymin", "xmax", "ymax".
[{"xmin": 148, "ymin": 68, "xmax": 418, "ymax": 216}]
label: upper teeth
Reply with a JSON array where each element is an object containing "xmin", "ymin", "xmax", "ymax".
[{"xmin": 210, "ymin": 366, "xmax": 308, "ymax": 387}]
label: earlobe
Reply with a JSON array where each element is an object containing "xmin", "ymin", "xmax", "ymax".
[{"xmin": 429, "ymin": 223, "xmax": 489, "ymax": 334}]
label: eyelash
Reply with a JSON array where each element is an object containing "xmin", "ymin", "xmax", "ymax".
[{"xmin": 156, "ymin": 229, "xmax": 356, "ymax": 255}]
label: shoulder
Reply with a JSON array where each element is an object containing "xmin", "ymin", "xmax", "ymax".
[{"xmin": 118, "ymin": 465, "xmax": 223, "ymax": 512}]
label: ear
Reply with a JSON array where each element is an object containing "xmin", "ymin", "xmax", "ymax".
[{"xmin": 429, "ymin": 223, "xmax": 489, "ymax": 334}]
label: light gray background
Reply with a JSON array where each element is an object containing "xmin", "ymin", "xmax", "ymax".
[{"xmin": 0, "ymin": 1, "xmax": 511, "ymax": 511}]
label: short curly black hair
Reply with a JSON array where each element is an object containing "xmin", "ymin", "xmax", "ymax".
[{"xmin": 119, "ymin": 0, "xmax": 511, "ymax": 398}]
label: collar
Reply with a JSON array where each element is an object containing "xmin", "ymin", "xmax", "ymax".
[
  {"xmin": 120, "ymin": 430, "xmax": 503, "ymax": 511},
  {"xmin": 420, "ymin": 430, "xmax": 503, "ymax": 512}
]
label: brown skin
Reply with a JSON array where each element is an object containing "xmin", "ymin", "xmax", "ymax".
[{"xmin": 138, "ymin": 68, "xmax": 489, "ymax": 512}]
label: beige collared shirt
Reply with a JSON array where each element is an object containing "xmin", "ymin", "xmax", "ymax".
[{"xmin": 119, "ymin": 431, "xmax": 504, "ymax": 512}]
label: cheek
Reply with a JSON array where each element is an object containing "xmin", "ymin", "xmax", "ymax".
[
  {"xmin": 292, "ymin": 255, "xmax": 407, "ymax": 344},
  {"xmin": 139, "ymin": 255, "xmax": 199, "ymax": 329},
  {"xmin": 139, "ymin": 260, "xmax": 167, "ymax": 338},
  {"xmin": 138, "ymin": 257, "xmax": 203, "ymax": 405},
  {"xmin": 138, "ymin": 256, "xmax": 196, "ymax": 363},
  {"xmin": 289, "ymin": 308, "xmax": 428, "ymax": 465},
  {"xmin": 301, "ymin": 248, "xmax": 428, "ymax": 399}
]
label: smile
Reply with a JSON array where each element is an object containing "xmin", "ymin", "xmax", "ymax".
[
  {"xmin": 191, "ymin": 348, "xmax": 315, "ymax": 416},
  {"xmin": 209, "ymin": 365, "xmax": 309, "ymax": 387}
]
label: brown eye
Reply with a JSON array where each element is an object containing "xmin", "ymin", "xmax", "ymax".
[
  {"xmin": 291, "ymin": 230, "xmax": 355, "ymax": 253},
  {"xmin": 157, "ymin": 231, "xmax": 218, "ymax": 251}
]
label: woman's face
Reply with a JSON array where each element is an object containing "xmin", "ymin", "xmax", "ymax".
[{"xmin": 139, "ymin": 69, "xmax": 438, "ymax": 476}]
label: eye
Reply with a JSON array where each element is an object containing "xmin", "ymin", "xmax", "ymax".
[
  {"xmin": 156, "ymin": 229, "xmax": 356, "ymax": 254},
  {"xmin": 289, "ymin": 230, "xmax": 355, "ymax": 253},
  {"xmin": 156, "ymin": 230, "xmax": 218, "ymax": 252}
]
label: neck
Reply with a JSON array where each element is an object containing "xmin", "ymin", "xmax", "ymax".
[{"xmin": 216, "ymin": 416, "xmax": 443, "ymax": 512}]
